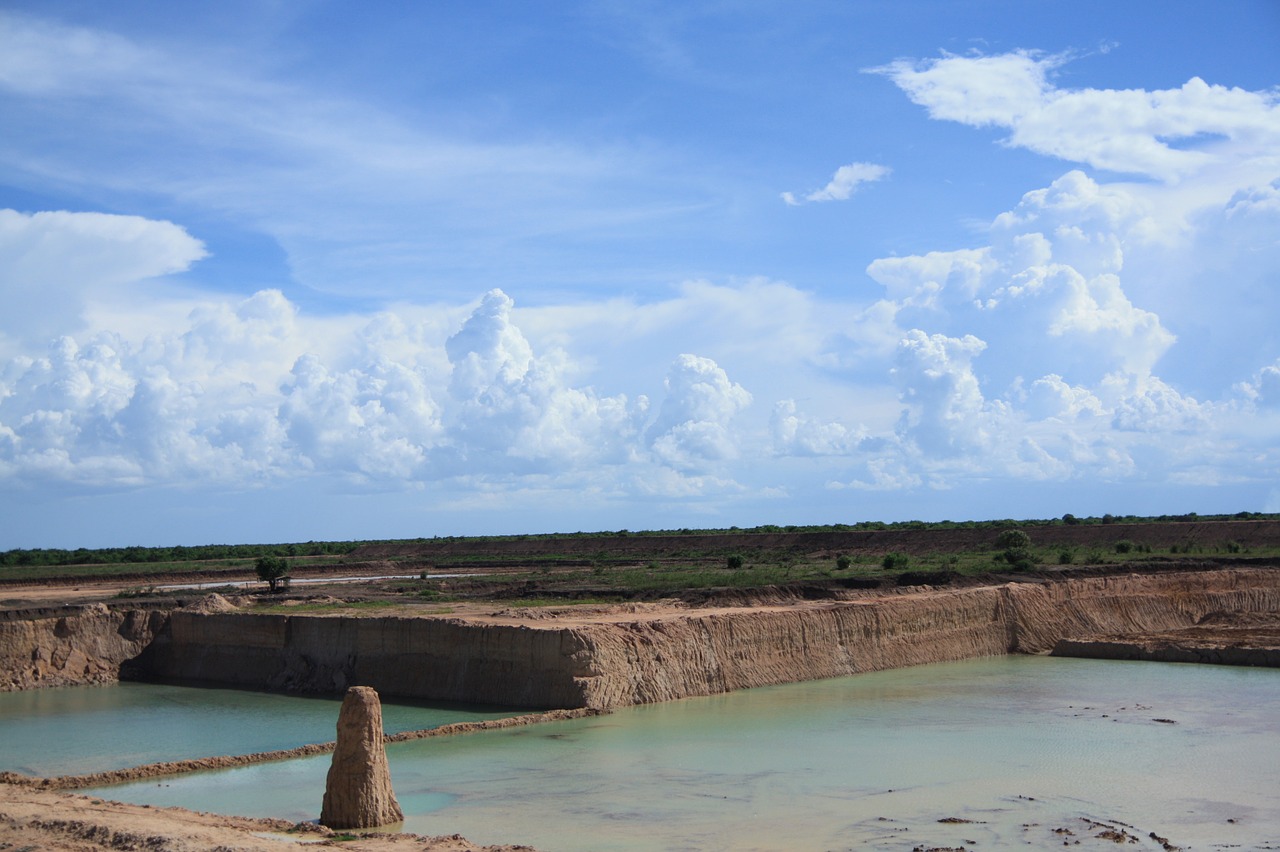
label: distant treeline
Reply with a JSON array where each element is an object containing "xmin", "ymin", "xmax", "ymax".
[
  {"xmin": 3, "ymin": 511, "xmax": 1274, "ymax": 568},
  {"xmin": 0, "ymin": 540, "xmax": 359, "ymax": 568}
]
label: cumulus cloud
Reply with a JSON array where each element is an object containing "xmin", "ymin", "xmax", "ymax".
[
  {"xmin": 441, "ymin": 289, "xmax": 646, "ymax": 473},
  {"xmin": 865, "ymin": 170, "xmax": 1178, "ymax": 387},
  {"xmin": 871, "ymin": 50, "xmax": 1280, "ymax": 183},
  {"xmin": 891, "ymin": 330, "xmax": 1004, "ymax": 457},
  {"xmin": 280, "ymin": 355, "xmax": 443, "ymax": 480},
  {"xmin": 782, "ymin": 162, "xmax": 891, "ymax": 205},
  {"xmin": 0, "ymin": 209, "xmax": 206, "ymax": 345},
  {"xmin": 770, "ymin": 400, "xmax": 863, "ymax": 456},
  {"xmin": 646, "ymin": 354, "xmax": 752, "ymax": 471}
]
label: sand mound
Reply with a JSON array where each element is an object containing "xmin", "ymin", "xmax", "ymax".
[{"xmin": 185, "ymin": 593, "xmax": 239, "ymax": 613}]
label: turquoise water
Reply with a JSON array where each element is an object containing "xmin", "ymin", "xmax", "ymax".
[
  {"xmin": 0, "ymin": 681, "xmax": 517, "ymax": 776},
  {"xmin": 11, "ymin": 657, "xmax": 1279, "ymax": 850}
]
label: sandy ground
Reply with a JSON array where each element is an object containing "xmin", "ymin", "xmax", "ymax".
[{"xmin": 0, "ymin": 784, "xmax": 533, "ymax": 851}]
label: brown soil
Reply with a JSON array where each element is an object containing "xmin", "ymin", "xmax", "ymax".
[{"xmin": 0, "ymin": 784, "xmax": 533, "ymax": 851}]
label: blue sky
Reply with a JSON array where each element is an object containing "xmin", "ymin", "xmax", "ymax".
[{"xmin": 2, "ymin": 2, "xmax": 1279, "ymax": 548}]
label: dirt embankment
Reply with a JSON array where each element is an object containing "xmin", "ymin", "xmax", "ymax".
[
  {"xmin": 1052, "ymin": 609, "xmax": 1280, "ymax": 666},
  {"xmin": 0, "ymin": 784, "xmax": 534, "ymax": 852},
  {"xmin": 0, "ymin": 603, "xmax": 166, "ymax": 691},
  {"xmin": 8, "ymin": 568, "xmax": 1274, "ymax": 708}
]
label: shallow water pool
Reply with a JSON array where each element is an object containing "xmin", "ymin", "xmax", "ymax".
[
  {"xmin": 19, "ymin": 657, "xmax": 1280, "ymax": 850},
  {"xmin": 384, "ymin": 656, "xmax": 1280, "ymax": 850}
]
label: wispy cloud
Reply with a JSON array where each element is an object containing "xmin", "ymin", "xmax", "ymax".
[
  {"xmin": 782, "ymin": 162, "xmax": 891, "ymax": 206},
  {"xmin": 0, "ymin": 12, "xmax": 707, "ymax": 301}
]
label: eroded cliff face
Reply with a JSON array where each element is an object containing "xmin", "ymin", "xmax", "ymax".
[
  {"xmin": 1003, "ymin": 569, "xmax": 1280, "ymax": 653},
  {"xmin": 0, "ymin": 604, "xmax": 165, "ymax": 691},
  {"xmin": 566, "ymin": 586, "xmax": 1012, "ymax": 708},
  {"xmin": 2, "ymin": 569, "xmax": 1278, "ymax": 707},
  {"xmin": 135, "ymin": 612, "xmax": 596, "ymax": 709}
]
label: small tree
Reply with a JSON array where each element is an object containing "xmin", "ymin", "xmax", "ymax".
[
  {"xmin": 255, "ymin": 555, "xmax": 290, "ymax": 592},
  {"xmin": 996, "ymin": 529, "xmax": 1034, "ymax": 571},
  {"xmin": 836, "ymin": 554, "xmax": 852, "ymax": 571},
  {"xmin": 726, "ymin": 554, "xmax": 745, "ymax": 570}
]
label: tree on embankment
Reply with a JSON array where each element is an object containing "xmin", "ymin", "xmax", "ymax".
[{"xmin": 255, "ymin": 555, "xmax": 290, "ymax": 592}]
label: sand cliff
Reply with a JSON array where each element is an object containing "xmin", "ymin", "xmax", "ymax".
[
  {"xmin": 0, "ymin": 604, "xmax": 165, "ymax": 691},
  {"xmin": 2, "ymin": 568, "xmax": 1277, "ymax": 707}
]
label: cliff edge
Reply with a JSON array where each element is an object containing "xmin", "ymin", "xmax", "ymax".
[{"xmin": 3, "ymin": 568, "xmax": 1277, "ymax": 707}]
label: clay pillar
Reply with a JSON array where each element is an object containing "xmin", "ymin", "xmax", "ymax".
[{"xmin": 320, "ymin": 686, "xmax": 404, "ymax": 829}]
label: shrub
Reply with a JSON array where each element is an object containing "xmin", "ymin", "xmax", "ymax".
[
  {"xmin": 1114, "ymin": 540, "xmax": 1135, "ymax": 554},
  {"xmin": 995, "ymin": 529, "xmax": 1032, "ymax": 550},
  {"xmin": 836, "ymin": 554, "xmax": 852, "ymax": 571},
  {"xmin": 1057, "ymin": 549, "xmax": 1074, "ymax": 564},
  {"xmin": 993, "ymin": 529, "xmax": 1034, "ymax": 570},
  {"xmin": 726, "ymin": 554, "xmax": 745, "ymax": 570},
  {"xmin": 1062, "ymin": 513, "xmax": 1081, "ymax": 525},
  {"xmin": 881, "ymin": 552, "xmax": 910, "ymax": 570}
]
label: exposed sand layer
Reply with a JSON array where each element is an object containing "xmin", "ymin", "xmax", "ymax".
[
  {"xmin": 0, "ymin": 784, "xmax": 533, "ymax": 851},
  {"xmin": 1053, "ymin": 611, "xmax": 1280, "ymax": 666},
  {"xmin": 4, "ymin": 569, "xmax": 1279, "ymax": 705}
]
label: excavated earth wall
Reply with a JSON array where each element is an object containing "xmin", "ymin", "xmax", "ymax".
[
  {"xmin": 2, "ymin": 569, "xmax": 1277, "ymax": 707},
  {"xmin": 0, "ymin": 604, "xmax": 166, "ymax": 691}
]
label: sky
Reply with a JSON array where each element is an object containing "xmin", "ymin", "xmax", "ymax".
[{"xmin": 1, "ymin": 1, "xmax": 1279, "ymax": 549}]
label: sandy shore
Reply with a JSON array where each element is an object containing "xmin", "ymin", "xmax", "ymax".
[{"xmin": 0, "ymin": 784, "xmax": 535, "ymax": 851}]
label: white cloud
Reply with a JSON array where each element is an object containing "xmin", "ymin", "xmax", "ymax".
[
  {"xmin": 646, "ymin": 354, "xmax": 752, "ymax": 471},
  {"xmin": 891, "ymin": 330, "xmax": 1004, "ymax": 457},
  {"xmin": 0, "ymin": 13, "xmax": 146, "ymax": 95},
  {"xmin": 441, "ymin": 289, "xmax": 646, "ymax": 473},
  {"xmin": 872, "ymin": 50, "xmax": 1280, "ymax": 183},
  {"xmin": 865, "ymin": 170, "xmax": 1181, "ymax": 388},
  {"xmin": 867, "ymin": 248, "xmax": 996, "ymax": 308},
  {"xmin": 783, "ymin": 162, "xmax": 891, "ymax": 205},
  {"xmin": 0, "ymin": 209, "xmax": 206, "ymax": 345},
  {"xmin": 0, "ymin": 12, "xmax": 714, "ymax": 302},
  {"xmin": 280, "ymin": 355, "xmax": 443, "ymax": 480},
  {"xmin": 1024, "ymin": 374, "xmax": 1105, "ymax": 421},
  {"xmin": 1244, "ymin": 364, "xmax": 1280, "ymax": 408},
  {"xmin": 770, "ymin": 399, "xmax": 863, "ymax": 456}
]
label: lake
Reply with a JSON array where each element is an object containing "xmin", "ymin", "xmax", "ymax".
[{"xmin": 4, "ymin": 656, "xmax": 1276, "ymax": 850}]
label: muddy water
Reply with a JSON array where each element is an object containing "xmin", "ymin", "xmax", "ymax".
[{"xmin": 22, "ymin": 657, "xmax": 1280, "ymax": 850}]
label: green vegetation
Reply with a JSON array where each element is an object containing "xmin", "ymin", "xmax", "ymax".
[
  {"xmin": 5, "ymin": 511, "xmax": 1278, "ymax": 599},
  {"xmin": 995, "ymin": 529, "xmax": 1035, "ymax": 570},
  {"xmin": 254, "ymin": 555, "xmax": 290, "ymax": 592},
  {"xmin": 0, "ymin": 540, "xmax": 357, "ymax": 568},
  {"xmin": 6, "ymin": 509, "xmax": 1272, "ymax": 571}
]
